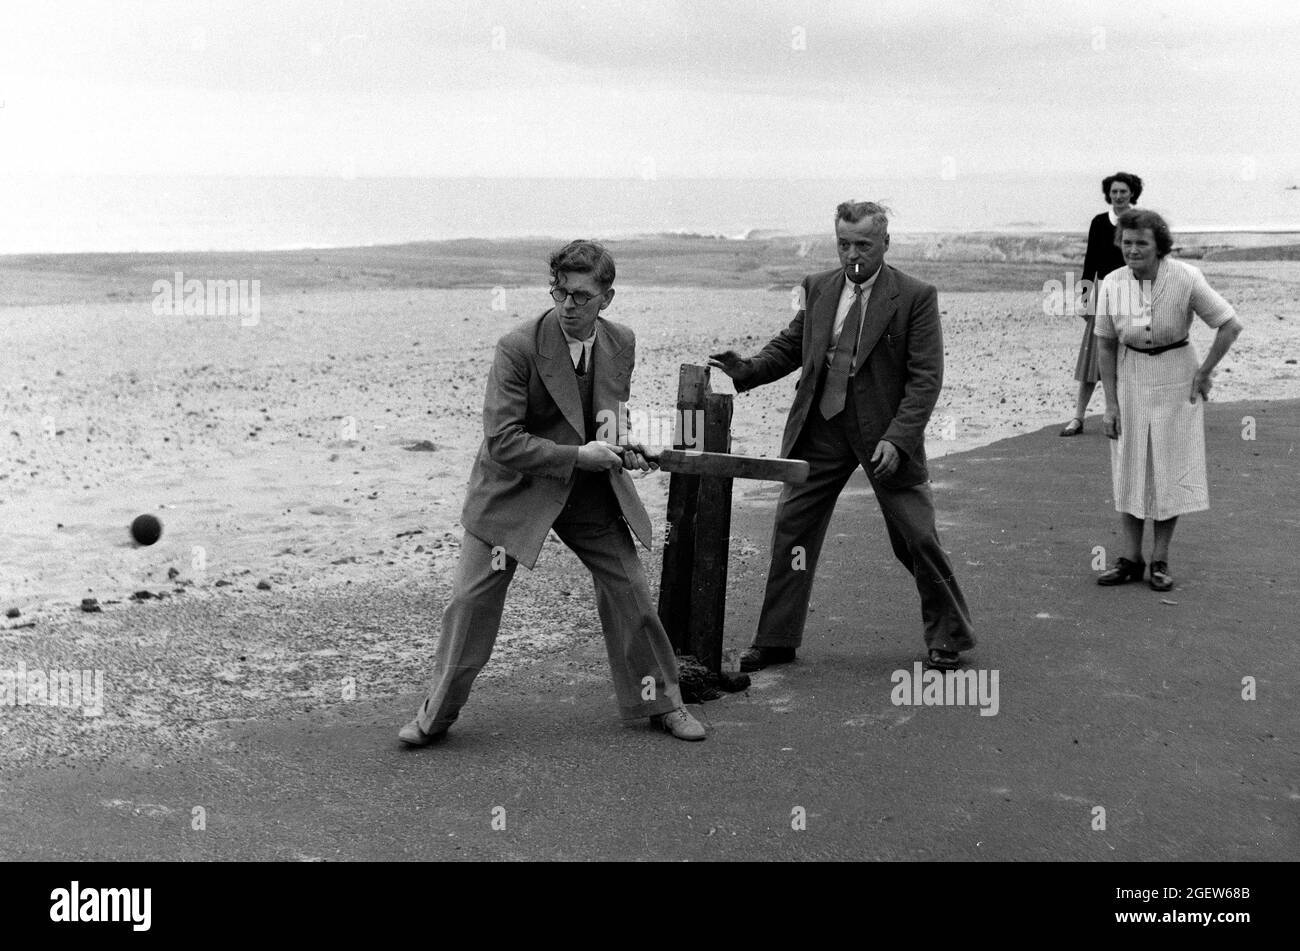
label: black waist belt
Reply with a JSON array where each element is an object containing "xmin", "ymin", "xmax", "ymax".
[{"xmin": 1125, "ymin": 338, "xmax": 1188, "ymax": 356}]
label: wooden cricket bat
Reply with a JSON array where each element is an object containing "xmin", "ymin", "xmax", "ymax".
[{"xmin": 647, "ymin": 449, "xmax": 809, "ymax": 484}]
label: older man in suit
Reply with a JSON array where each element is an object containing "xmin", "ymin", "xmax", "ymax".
[
  {"xmin": 709, "ymin": 201, "xmax": 975, "ymax": 671},
  {"xmin": 399, "ymin": 240, "xmax": 705, "ymax": 745}
]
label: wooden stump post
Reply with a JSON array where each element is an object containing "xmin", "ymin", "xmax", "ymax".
[
  {"xmin": 687, "ymin": 391, "xmax": 733, "ymax": 673},
  {"xmin": 653, "ymin": 365, "xmax": 807, "ymax": 697},
  {"xmin": 657, "ymin": 364, "xmax": 736, "ymax": 674},
  {"xmin": 657, "ymin": 365, "xmax": 708, "ymax": 653}
]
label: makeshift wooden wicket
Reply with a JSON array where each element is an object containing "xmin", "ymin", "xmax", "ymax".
[{"xmin": 655, "ymin": 364, "xmax": 807, "ymax": 675}]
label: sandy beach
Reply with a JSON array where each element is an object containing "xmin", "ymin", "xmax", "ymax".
[{"xmin": 2, "ymin": 234, "xmax": 1299, "ymax": 765}]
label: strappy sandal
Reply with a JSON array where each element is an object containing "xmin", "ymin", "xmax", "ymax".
[{"xmin": 1059, "ymin": 417, "xmax": 1084, "ymax": 437}]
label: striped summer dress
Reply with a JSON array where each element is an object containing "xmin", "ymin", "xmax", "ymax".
[{"xmin": 1093, "ymin": 258, "xmax": 1236, "ymax": 520}]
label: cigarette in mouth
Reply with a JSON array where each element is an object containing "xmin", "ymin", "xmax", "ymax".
[{"xmin": 853, "ymin": 263, "xmax": 862, "ymax": 276}]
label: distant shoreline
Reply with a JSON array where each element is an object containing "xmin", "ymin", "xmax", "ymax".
[
  {"xmin": 5, "ymin": 230, "xmax": 1300, "ymax": 306},
  {"xmin": 4, "ymin": 228, "xmax": 1300, "ymax": 262},
  {"xmin": 8, "ymin": 171, "xmax": 1298, "ymax": 257}
]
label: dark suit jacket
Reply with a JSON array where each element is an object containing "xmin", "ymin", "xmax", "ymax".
[
  {"xmin": 735, "ymin": 264, "xmax": 943, "ymax": 486},
  {"xmin": 460, "ymin": 309, "xmax": 653, "ymax": 569}
]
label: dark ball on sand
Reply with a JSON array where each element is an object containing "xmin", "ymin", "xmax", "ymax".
[{"xmin": 130, "ymin": 514, "xmax": 163, "ymax": 546}]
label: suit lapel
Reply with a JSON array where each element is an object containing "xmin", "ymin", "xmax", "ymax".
[
  {"xmin": 591, "ymin": 321, "xmax": 651, "ymax": 546},
  {"xmin": 809, "ymin": 269, "xmax": 843, "ymax": 372},
  {"xmin": 536, "ymin": 310, "xmax": 586, "ymax": 441},
  {"xmin": 592, "ymin": 319, "xmax": 629, "ymax": 432},
  {"xmin": 852, "ymin": 265, "xmax": 899, "ymax": 370}
]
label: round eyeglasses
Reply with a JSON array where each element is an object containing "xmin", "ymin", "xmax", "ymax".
[{"xmin": 550, "ymin": 287, "xmax": 599, "ymax": 306}]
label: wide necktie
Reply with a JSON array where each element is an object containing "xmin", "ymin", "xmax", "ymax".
[{"xmin": 819, "ymin": 282, "xmax": 863, "ymax": 419}]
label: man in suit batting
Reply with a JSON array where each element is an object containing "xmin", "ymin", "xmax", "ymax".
[
  {"xmin": 709, "ymin": 201, "xmax": 976, "ymax": 672},
  {"xmin": 400, "ymin": 240, "xmax": 706, "ymax": 745}
]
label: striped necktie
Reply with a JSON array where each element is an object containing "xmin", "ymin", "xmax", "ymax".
[{"xmin": 819, "ymin": 282, "xmax": 864, "ymax": 419}]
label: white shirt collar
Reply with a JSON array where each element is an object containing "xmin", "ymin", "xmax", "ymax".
[
  {"xmin": 561, "ymin": 326, "xmax": 596, "ymax": 347},
  {"xmin": 826, "ymin": 265, "xmax": 884, "ymax": 361},
  {"xmin": 841, "ymin": 265, "xmax": 883, "ymax": 298},
  {"xmin": 1107, "ymin": 208, "xmax": 1119, "ymax": 225},
  {"xmin": 561, "ymin": 325, "xmax": 596, "ymax": 369}
]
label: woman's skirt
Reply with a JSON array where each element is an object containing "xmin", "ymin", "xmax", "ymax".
[
  {"xmin": 1073, "ymin": 316, "xmax": 1100, "ymax": 383},
  {"xmin": 1109, "ymin": 344, "xmax": 1209, "ymax": 520}
]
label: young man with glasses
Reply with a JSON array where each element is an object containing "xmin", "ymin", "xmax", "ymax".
[{"xmin": 399, "ymin": 240, "xmax": 706, "ymax": 746}]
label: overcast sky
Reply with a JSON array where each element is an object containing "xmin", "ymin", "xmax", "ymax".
[{"xmin": 1, "ymin": 0, "xmax": 1297, "ymax": 182}]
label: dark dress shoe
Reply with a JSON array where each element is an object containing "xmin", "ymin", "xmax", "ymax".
[
  {"xmin": 1149, "ymin": 561, "xmax": 1174, "ymax": 591},
  {"xmin": 739, "ymin": 646, "xmax": 796, "ymax": 672},
  {"xmin": 1097, "ymin": 556, "xmax": 1145, "ymax": 586},
  {"xmin": 925, "ymin": 649, "xmax": 961, "ymax": 671}
]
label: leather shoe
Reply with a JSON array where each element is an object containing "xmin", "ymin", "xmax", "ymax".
[
  {"xmin": 739, "ymin": 646, "xmax": 796, "ymax": 671},
  {"xmin": 1097, "ymin": 556, "xmax": 1145, "ymax": 586},
  {"xmin": 652, "ymin": 707, "xmax": 706, "ymax": 741},
  {"xmin": 398, "ymin": 719, "xmax": 444, "ymax": 747},
  {"xmin": 925, "ymin": 648, "xmax": 960, "ymax": 671},
  {"xmin": 1149, "ymin": 560, "xmax": 1174, "ymax": 591}
]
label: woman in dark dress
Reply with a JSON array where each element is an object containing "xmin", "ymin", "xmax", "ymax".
[{"xmin": 1060, "ymin": 171, "xmax": 1142, "ymax": 436}]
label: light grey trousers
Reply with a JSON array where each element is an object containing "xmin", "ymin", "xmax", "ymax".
[{"xmin": 414, "ymin": 513, "xmax": 683, "ymax": 735}]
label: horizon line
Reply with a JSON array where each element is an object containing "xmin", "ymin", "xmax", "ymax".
[
  {"xmin": 5, "ymin": 227, "xmax": 1300, "ymax": 260},
  {"xmin": 4, "ymin": 171, "xmax": 1300, "ymax": 184}
]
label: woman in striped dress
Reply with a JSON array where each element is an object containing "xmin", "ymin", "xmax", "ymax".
[
  {"xmin": 1093, "ymin": 209, "xmax": 1243, "ymax": 591},
  {"xmin": 1061, "ymin": 172, "xmax": 1141, "ymax": 436}
]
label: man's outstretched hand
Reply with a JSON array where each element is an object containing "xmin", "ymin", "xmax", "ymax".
[
  {"xmin": 576, "ymin": 441, "xmax": 625, "ymax": 471},
  {"xmin": 576, "ymin": 441, "xmax": 661, "ymax": 472},
  {"xmin": 619, "ymin": 442, "xmax": 659, "ymax": 472},
  {"xmin": 708, "ymin": 350, "xmax": 752, "ymax": 382}
]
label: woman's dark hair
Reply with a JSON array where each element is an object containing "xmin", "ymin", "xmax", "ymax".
[
  {"xmin": 1115, "ymin": 208, "xmax": 1173, "ymax": 257},
  {"xmin": 1102, "ymin": 171, "xmax": 1143, "ymax": 204}
]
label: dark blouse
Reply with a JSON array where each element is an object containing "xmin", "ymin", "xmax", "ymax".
[{"xmin": 1082, "ymin": 211, "xmax": 1126, "ymax": 287}]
